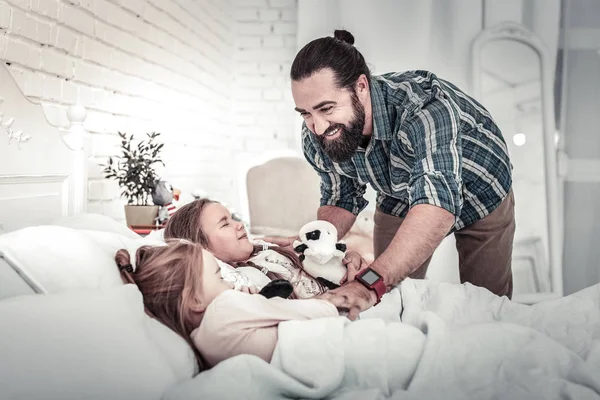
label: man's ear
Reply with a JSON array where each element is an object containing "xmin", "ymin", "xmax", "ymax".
[{"xmin": 355, "ymin": 74, "xmax": 370, "ymax": 97}]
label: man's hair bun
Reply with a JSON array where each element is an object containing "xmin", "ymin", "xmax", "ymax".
[{"xmin": 334, "ymin": 29, "xmax": 355, "ymax": 45}]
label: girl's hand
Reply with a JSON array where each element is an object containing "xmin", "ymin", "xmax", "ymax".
[
  {"xmin": 340, "ymin": 251, "xmax": 370, "ymax": 283},
  {"xmin": 261, "ymin": 235, "xmax": 299, "ymax": 248},
  {"xmin": 238, "ymin": 285, "xmax": 259, "ymax": 294}
]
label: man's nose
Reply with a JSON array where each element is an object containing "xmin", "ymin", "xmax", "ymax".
[{"xmin": 313, "ymin": 116, "xmax": 330, "ymax": 136}]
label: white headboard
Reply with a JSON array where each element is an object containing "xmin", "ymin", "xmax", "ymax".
[{"xmin": 0, "ymin": 64, "xmax": 88, "ymax": 233}]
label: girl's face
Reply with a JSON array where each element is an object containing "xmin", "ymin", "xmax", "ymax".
[
  {"xmin": 198, "ymin": 248, "xmax": 233, "ymax": 306},
  {"xmin": 199, "ymin": 203, "xmax": 254, "ymax": 263}
]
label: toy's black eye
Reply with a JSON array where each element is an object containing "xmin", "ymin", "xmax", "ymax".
[{"xmin": 306, "ymin": 230, "xmax": 321, "ymax": 241}]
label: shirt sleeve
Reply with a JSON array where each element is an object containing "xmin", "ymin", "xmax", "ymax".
[
  {"xmin": 301, "ymin": 126, "xmax": 368, "ymax": 215},
  {"xmin": 214, "ymin": 290, "xmax": 339, "ymax": 329},
  {"xmin": 202, "ymin": 290, "xmax": 339, "ymax": 364},
  {"xmin": 402, "ymin": 86, "xmax": 463, "ymax": 217}
]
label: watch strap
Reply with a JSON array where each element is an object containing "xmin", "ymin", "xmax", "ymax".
[{"xmin": 356, "ymin": 268, "xmax": 386, "ymax": 305}]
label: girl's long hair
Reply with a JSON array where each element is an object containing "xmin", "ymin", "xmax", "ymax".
[
  {"xmin": 164, "ymin": 199, "xmax": 322, "ymax": 296},
  {"xmin": 114, "ymin": 240, "xmax": 207, "ymax": 371}
]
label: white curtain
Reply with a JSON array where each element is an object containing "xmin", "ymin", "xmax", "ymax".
[{"xmin": 559, "ymin": 0, "xmax": 600, "ymax": 294}]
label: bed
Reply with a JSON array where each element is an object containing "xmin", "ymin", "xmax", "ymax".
[{"xmin": 1, "ymin": 61, "xmax": 599, "ymax": 400}]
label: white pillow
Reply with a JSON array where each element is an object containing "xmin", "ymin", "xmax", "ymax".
[
  {"xmin": 51, "ymin": 213, "xmax": 140, "ymax": 239},
  {"xmin": 146, "ymin": 228, "xmax": 165, "ymax": 241},
  {"xmin": 0, "ymin": 225, "xmax": 198, "ymax": 386},
  {"xmin": 146, "ymin": 317, "xmax": 199, "ymax": 381},
  {"xmin": 0, "ymin": 226, "xmax": 160, "ymax": 293},
  {"xmin": 0, "ymin": 285, "xmax": 189, "ymax": 400}
]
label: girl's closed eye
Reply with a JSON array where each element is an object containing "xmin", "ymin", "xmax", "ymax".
[{"xmin": 218, "ymin": 216, "xmax": 230, "ymax": 228}]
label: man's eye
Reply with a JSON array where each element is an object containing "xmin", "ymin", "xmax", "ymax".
[{"xmin": 321, "ymin": 107, "xmax": 333, "ymax": 113}]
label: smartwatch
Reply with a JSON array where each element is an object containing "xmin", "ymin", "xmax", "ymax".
[{"xmin": 355, "ymin": 268, "xmax": 386, "ymax": 305}]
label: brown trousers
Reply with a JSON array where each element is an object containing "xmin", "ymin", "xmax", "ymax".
[{"xmin": 373, "ymin": 191, "xmax": 515, "ymax": 298}]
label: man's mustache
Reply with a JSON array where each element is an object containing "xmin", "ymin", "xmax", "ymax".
[{"xmin": 323, "ymin": 124, "xmax": 344, "ymax": 137}]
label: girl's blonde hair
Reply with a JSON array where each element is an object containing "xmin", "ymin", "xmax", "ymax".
[
  {"xmin": 163, "ymin": 199, "xmax": 325, "ymax": 297},
  {"xmin": 114, "ymin": 240, "xmax": 206, "ymax": 370}
]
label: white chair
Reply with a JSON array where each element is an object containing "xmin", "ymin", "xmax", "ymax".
[
  {"xmin": 236, "ymin": 150, "xmax": 375, "ymax": 261},
  {"xmin": 237, "ymin": 150, "xmax": 321, "ymax": 237}
]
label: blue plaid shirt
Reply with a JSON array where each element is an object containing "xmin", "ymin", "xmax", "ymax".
[{"xmin": 302, "ymin": 70, "xmax": 512, "ymax": 231}]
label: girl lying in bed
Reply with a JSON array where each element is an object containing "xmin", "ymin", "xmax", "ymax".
[
  {"xmin": 162, "ymin": 198, "xmax": 366, "ymax": 299},
  {"xmin": 114, "ymin": 240, "xmax": 339, "ymax": 370}
]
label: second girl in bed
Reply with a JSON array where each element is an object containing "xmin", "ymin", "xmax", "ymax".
[{"xmin": 163, "ymin": 198, "xmax": 335, "ymax": 299}]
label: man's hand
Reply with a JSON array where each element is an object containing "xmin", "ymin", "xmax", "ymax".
[
  {"xmin": 340, "ymin": 251, "xmax": 370, "ymax": 283},
  {"xmin": 261, "ymin": 235, "xmax": 299, "ymax": 248},
  {"xmin": 315, "ymin": 280, "xmax": 377, "ymax": 321}
]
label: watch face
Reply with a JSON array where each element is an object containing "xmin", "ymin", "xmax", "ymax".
[{"xmin": 360, "ymin": 269, "xmax": 381, "ymax": 285}]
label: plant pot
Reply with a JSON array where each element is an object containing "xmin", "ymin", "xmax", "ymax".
[{"xmin": 124, "ymin": 205, "xmax": 159, "ymax": 226}]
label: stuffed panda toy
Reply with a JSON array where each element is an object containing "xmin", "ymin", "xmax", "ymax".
[{"xmin": 293, "ymin": 220, "xmax": 347, "ymax": 289}]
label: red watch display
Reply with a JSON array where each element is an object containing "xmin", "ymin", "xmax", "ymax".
[{"xmin": 355, "ymin": 268, "xmax": 386, "ymax": 305}]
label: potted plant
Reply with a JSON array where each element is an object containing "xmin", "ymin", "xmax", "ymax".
[{"xmin": 101, "ymin": 131, "xmax": 165, "ymax": 226}]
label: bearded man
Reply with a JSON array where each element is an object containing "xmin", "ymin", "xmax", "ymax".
[{"xmin": 267, "ymin": 30, "xmax": 516, "ymax": 319}]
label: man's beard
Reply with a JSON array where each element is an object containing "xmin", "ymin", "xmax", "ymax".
[{"xmin": 314, "ymin": 92, "xmax": 365, "ymax": 163}]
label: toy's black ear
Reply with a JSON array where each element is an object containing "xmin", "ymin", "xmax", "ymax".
[
  {"xmin": 316, "ymin": 277, "xmax": 340, "ymax": 290},
  {"xmin": 306, "ymin": 229, "xmax": 321, "ymax": 241},
  {"xmin": 294, "ymin": 243, "xmax": 308, "ymax": 253},
  {"xmin": 259, "ymin": 279, "xmax": 294, "ymax": 299},
  {"xmin": 336, "ymin": 243, "xmax": 347, "ymax": 252}
]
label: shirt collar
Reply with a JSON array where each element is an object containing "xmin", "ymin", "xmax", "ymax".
[{"xmin": 369, "ymin": 75, "xmax": 393, "ymax": 141}]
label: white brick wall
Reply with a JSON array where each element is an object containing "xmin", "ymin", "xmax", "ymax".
[
  {"xmin": 0, "ymin": 0, "xmax": 236, "ymax": 221},
  {"xmin": 0, "ymin": 0, "xmax": 299, "ymax": 221},
  {"xmin": 232, "ymin": 0, "xmax": 299, "ymax": 155}
]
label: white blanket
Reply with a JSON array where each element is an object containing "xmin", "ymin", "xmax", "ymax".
[{"xmin": 164, "ymin": 279, "xmax": 600, "ymax": 400}]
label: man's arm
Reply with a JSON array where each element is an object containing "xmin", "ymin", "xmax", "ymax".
[
  {"xmin": 318, "ymin": 202, "xmax": 455, "ymax": 320},
  {"xmin": 317, "ymin": 205, "xmax": 356, "ymax": 240},
  {"xmin": 373, "ymin": 80, "xmax": 463, "ymax": 288},
  {"xmin": 370, "ymin": 204, "xmax": 454, "ymax": 289}
]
